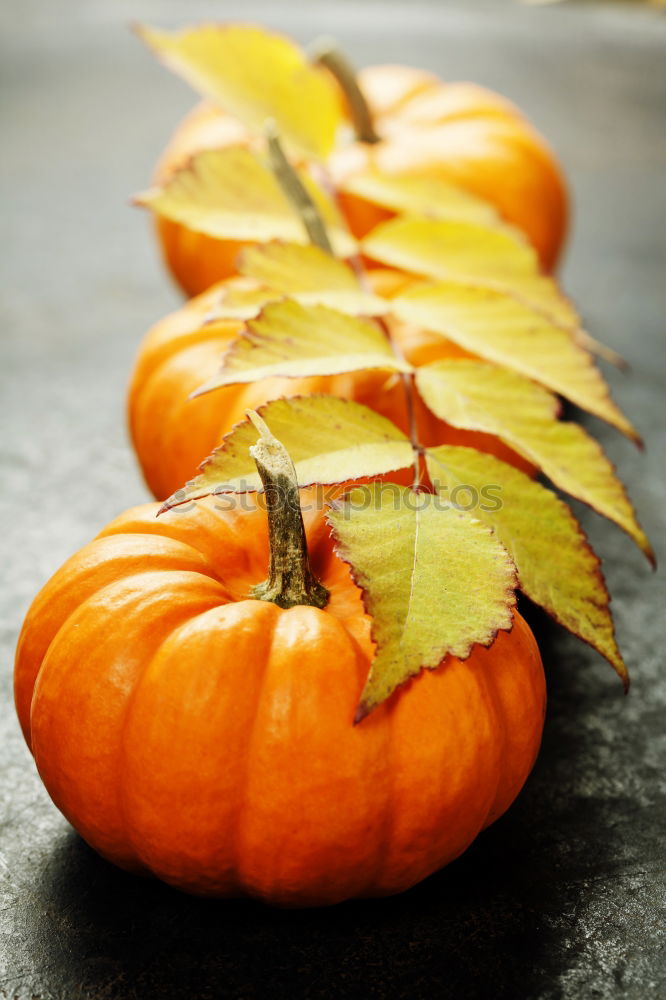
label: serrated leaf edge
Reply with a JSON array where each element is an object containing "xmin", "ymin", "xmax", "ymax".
[{"xmin": 326, "ymin": 489, "xmax": 518, "ymax": 722}]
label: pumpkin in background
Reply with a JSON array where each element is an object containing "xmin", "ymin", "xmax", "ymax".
[
  {"xmin": 15, "ymin": 447, "xmax": 545, "ymax": 905},
  {"xmin": 128, "ymin": 267, "xmax": 533, "ymax": 501},
  {"xmin": 152, "ymin": 63, "xmax": 567, "ymax": 297}
]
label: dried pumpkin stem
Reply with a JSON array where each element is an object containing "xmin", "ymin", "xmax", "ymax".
[
  {"xmin": 311, "ymin": 39, "xmax": 380, "ymax": 145},
  {"xmin": 265, "ymin": 121, "xmax": 333, "ymax": 255},
  {"xmin": 248, "ymin": 411, "xmax": 329, "ymax": 610}
]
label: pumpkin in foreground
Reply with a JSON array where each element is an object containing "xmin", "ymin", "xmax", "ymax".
[{"xmin": 15, "ymin": 426, "xmax": 545, "ymax": 906}]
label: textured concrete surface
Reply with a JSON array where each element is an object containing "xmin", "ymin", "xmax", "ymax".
[{"xmin": 1, "ymin": 1, "xmax": 665, "ymax": 998}]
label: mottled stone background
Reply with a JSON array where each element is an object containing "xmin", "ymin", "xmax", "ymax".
[{"xmin": 1, "ymin": 1, "xmax": 664, "ymax": 997}]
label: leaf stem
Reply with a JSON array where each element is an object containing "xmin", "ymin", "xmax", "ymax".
[
  {"xmin": 375, "ymin": 315, "xmax": 423, "ymax": 489},
  {"xmin": 248, "ymin": 410, "xmax": 329, "ymax": 610},
  {"xmin": 265, "ymin": 121, "xmax": 333, "ymax": 255},
  {"xmin": 403, "ymin": 372, "xmax": 423, "ymax": 490},
  {"xmin": 311, "ymin": 39, "xmax": 380, "ymax": 145}
]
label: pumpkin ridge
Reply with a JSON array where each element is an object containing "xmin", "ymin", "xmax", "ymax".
[
  {"xmin": 479, "ymin": 617, "xmax": 546, "ymax": 828},
  {"xmin": 114, "ymin": 600, "xmax": 280, "ymax": 892},
  {"xmin": 232, "ymin": 606, "xmax": 374, "ymax": 903},
  {"xmin": 468, "ymin": 638, "xmax": 512, "ymax": 836},
  {"xmin": 117, "ymin": 596, "xmax": 254, "ymax": 879},
  {"xmin": 29, "ymin": 571, "xmax": 225, "ymax": 869},
  {"xmin": 115, "ymin": 602, "xmax": 219, "ymax": 876},
  {"xmin": 226, "ymin": 600, "xmax": 284, "ymax": 896},
  {"xmin": 359, "ymin": 689, "xmax": 399, "ymax": 895},
  {"xmin": 14, "ymin": 536, "xmax": 223, "ymax": 745}
]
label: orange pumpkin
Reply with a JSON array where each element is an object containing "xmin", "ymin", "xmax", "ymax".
[
  {"xmin": 152, "ymin": 64, "xmax": 567, "ymax": 297},
  {"xmin": 128, "ymin": 267, "xmax": 533, "ymax": 500},
  {"xmin": 15, "ymin": 469, "xmax": 545, "ymax": 905}
]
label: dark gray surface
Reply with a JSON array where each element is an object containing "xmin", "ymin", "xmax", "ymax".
[{"xmin": 1, "ymin": 2, "xmax": 665, "ymax": 998}]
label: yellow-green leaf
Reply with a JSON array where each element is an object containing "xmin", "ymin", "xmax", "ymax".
[
  {"xmin": 340, "ymin": 172, "xmax": 503, "ymax": 227},
  {"xmin": 193, "ymin": 299, "xmax": 410, "ymax": 397},
  {"xmin": 175, "ymin": 249, "xmax": 387, "ymax": 325},
  {"xmin": 416, "ymin": 360, "xmax": 652, "ymax": 561},
  {"xmin": 393, "ymin": 282, "xmax": 639, "ymax": 443},
  {"xmin": 363, "ymin": 215, "xmax": 537, "ymax": 288},
  {"xmin": 159, "ymin": 396, "xmax": 414, "ymax": 511},
  {"xmin": 135, "ymin": 147, "xmax": 356, "ymax": 257},
  {"xmin": 425, "ymin": 445, "xmax": 629, "ymax": 686},
  {"xmin": 327, "ymin": 484, "xmax": 517, "ymax": 718},
  {"xmin": 362, "ymin": 216, "xmax": 610, "ymax": 344},
  {"xmin": 364, "ymin": 216, "xmax": 623, "ymax": 366},
  {"xmin": 361, "ymin": 214, "xmax": 553, "ymax": 313},
  {"xmin": 137, "ymin": 23, "xmax": 342, "ymax": 159},
  {"xmin": 238, "ymin": 243, "xmax": 387, "ymax": 315},
  {"xmin": 196, "ymin": 279, "xmax": 282, "ymax": 322}
]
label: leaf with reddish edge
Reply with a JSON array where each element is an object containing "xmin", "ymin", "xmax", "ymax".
[
  {"xmin": 327, "ymin": 483, "xmax": 517, "ymax": 719},
  {"xmin": 158, "ymin": 396, "xmax": 414, "ymax": 513},
  {"xmin": 192, "ymin": 299, "xmax": 410, "ymax": 398},
  {"xmin": 392, "ymin": 281, "xmax": 640, "ymax": 444},
  {"xmin": 425, "ymin": 445, "xmax": 630, "ymax": 688},
  {"xmin": 415, "ymin": 360, "xmax": 653, "ymax": 563},
  {"xmin": 363, "ymin": 216, "xmax": 625, "ymax": 365}
]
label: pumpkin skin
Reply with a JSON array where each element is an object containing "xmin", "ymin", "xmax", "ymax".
[
  {"xmin": 152, "ymin": 64, "xmax": 567, "ymax": 297},
  {"xmin": 128, "ymin": 267, "xmax": 534, "ymax": 501},
  {"xmin": 15, "ymin": 495, "xmax": 545, "ymax": 906},
  {"xmin": 331, "ymin": 66, "xmax": 568, "ymax": 269}
]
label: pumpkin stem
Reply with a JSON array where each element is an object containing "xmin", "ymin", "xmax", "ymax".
[
  {"xmin": 248, "ymin": 410, "xmax": 330, "ymax": 610},
  {"xmin": 311, "ymin": 40, "xmax": 380, "ymax": 145},
  {"xmin": 265, "ymin": 121, "xmax": 333, "ymax": 255}
]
